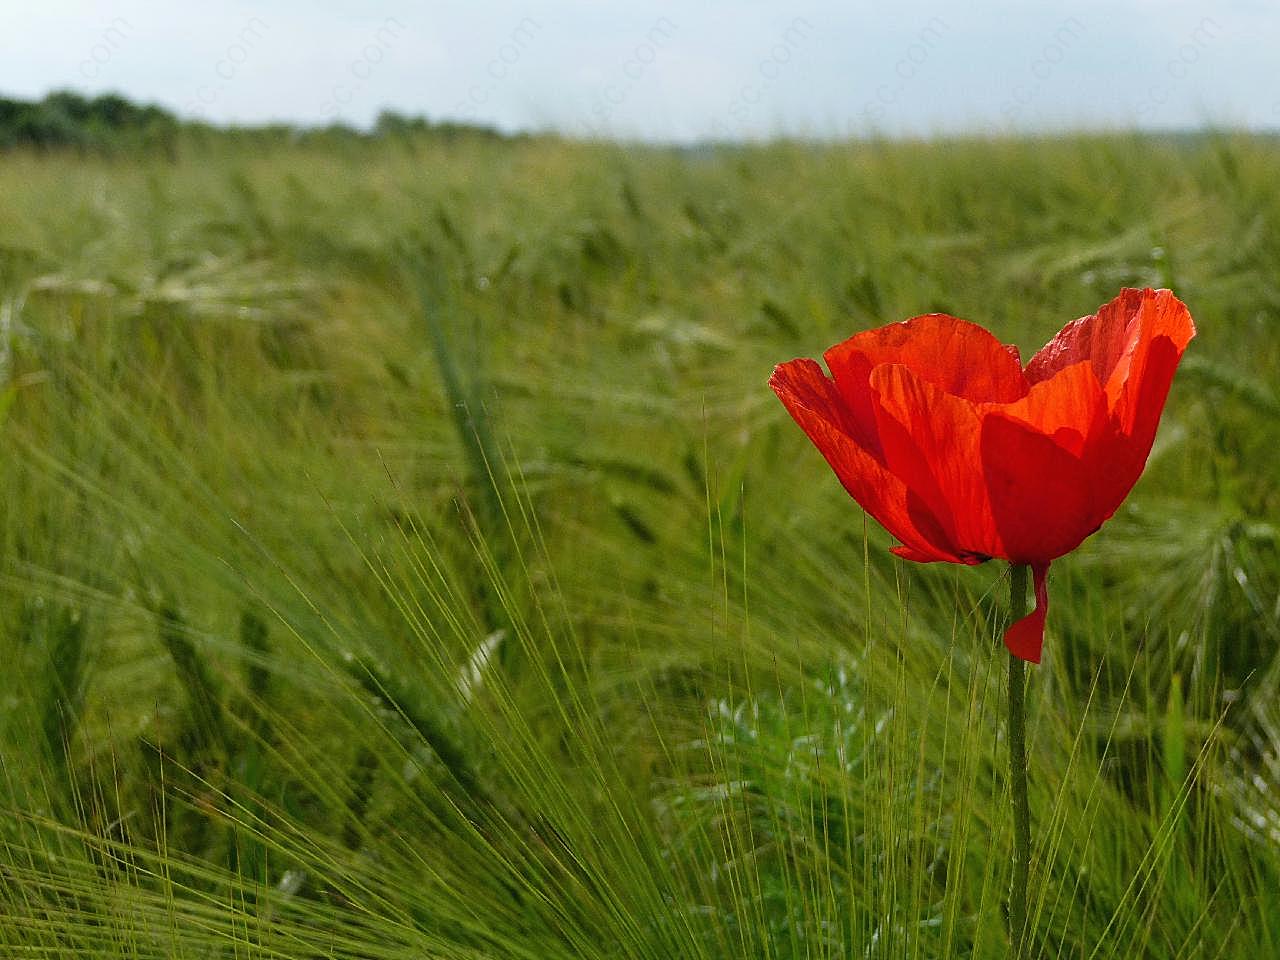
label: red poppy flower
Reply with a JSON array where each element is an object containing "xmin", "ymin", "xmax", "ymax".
[{"xmin": 770, "ymin": 287, "xmax": 1195, "ymax": 663}]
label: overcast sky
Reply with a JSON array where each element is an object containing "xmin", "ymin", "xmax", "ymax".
[{"xmin": 3, "ymin": 1, "xmax": 1276, "ymax": 141}]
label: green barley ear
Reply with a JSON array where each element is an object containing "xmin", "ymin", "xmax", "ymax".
[
  {"xmin": 1162, "ymin": 673, "xmax": 1187, "ymax": 814},
  {"xmin": 238, "ymin": 605, "xmax": 271, "ymax": 698},
  {"xmin": 157, "ymin": 603, "xmax": 230, "ymax": 760},
  {"xmin": 235, "ymin": 603, "xmax": 274, "ymax": 756},
  {"xmin": 342, "ymin": 652, "xmax": 485, "ymax": 805},
  {"xmin": 401, "ymin": 245, "xmax": 518, "ymax": 655},
  {"xmin": 40, "ymin": 603, "xmax": 87, "ymax": 797},
  {"xmin": 1181, "ymin": 354, "xmax": 1280, "ymax": 417},
  {"xmin": 403, "ymin": 247, "xmax": 504, "ymax": 538}
]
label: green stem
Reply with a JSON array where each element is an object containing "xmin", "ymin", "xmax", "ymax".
[{"xmin": 1007, "ymin": 563, "xmax": 1032, "ymax": 956}]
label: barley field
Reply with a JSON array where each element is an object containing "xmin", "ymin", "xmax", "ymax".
[{"xmin": 1, "ymin": 129, "xmax": 1278, "ymax": 958}]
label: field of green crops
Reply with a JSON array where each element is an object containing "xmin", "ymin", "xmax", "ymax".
[{"xmin": 2, "ymin": 130, "xmax": 1278, "ymax": 958}]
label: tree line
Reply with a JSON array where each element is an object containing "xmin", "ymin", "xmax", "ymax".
[{"xmin": 0, "ymin": 90, "xmax": 510, "ymax": 153}]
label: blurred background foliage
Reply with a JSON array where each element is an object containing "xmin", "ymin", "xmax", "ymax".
[{"xmin": 0, "ymin": 109, "xmax": 1278, "ymax": 957}]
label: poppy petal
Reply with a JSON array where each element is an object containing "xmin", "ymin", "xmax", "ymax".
[
  {"xmin": 891, "ymin": 544, "xmax": 956, "ymax": 563},
  {"xmin": 1004, "ymin": 561, "xmax": 1050, "ymax": 663},
  {"xmin": 770, "ymin": 359, "xmax": 964, "ymax": 562},
  {"xmin": 1026, "ymin": 288, "xmax": 1195, "ymax": 399},
  {"xmin": 1084, "ymin": 334, "xmax": 1185, "ymax": 528},
  {"xmin": 1024, "ymin": 288, "xmax": 1148, "ymax": 386},
  {"xmin": 825, "ymin": 315, "xmax": 1028, "ymax": 441},
  {"xmin": 1101, "ymin": 291, "xmax": 1195, "ymax": 419},
  {"xmin": 993, "ymin": 360, "xmax": 1108, "ymax": 457},
  {"xmin": 980, "ymin": 411, "xmax": 1098, "ymax": 562},
  {"xmin": 869, "ymin": 362, "xmax": 1002, "ymax": 560},
  {"xmin": 1118, "ymin": 332, "xmax": 1183, "ymax": 449}
]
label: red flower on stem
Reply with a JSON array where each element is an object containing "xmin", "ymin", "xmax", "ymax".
[{"xmin": 770, "ymin": 288, "xmax": 1196, "ymax": 663}]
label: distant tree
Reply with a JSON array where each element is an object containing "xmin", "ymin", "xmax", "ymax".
[
  {"xmin": 0, "ymin": 90, "xmax": 177, "ymax": 152},
  {"xmin": 375, "ymin": 110, "xmax": 433, "ymax": 137},
  {"xmin": 0, "ymin": 90, "xmax": 507, "ymax": 154}
]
